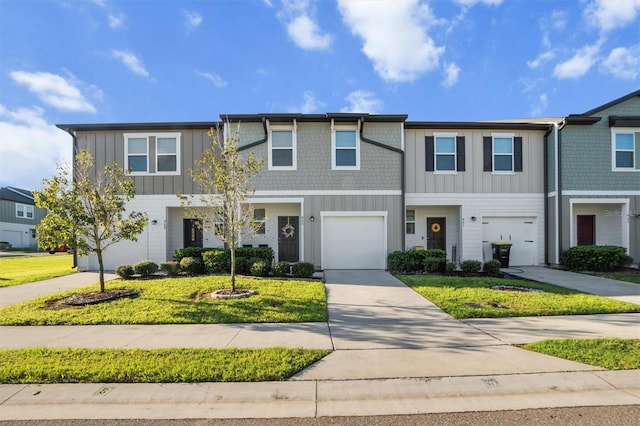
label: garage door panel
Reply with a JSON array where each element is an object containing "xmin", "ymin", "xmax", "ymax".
[
  {"xmin": 322, "ymin": 216, "xmax": 386, "ymax": 269},
  {"xmin": 483, "ymin": 217, "xmax": 536, "ymax": 266}
]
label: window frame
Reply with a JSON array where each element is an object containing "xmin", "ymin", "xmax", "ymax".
[
  {"xmin": 253, "ymin": 208, "xmax": 266, "ymax": 234},
  {"xmin": 124, "ymin": 132, "xmax": 181, "ymax": 176},
  {"xmin": 612, "ymin": 130, "xmax": 637, "ymax": 172},
  {"xmin": 433, "ymin": 133, "xmax": 457, "ymax": 174},
  {"xmin": 16, "ymin": 203, "xmax": 34, "ymax": 220},
  {"xmin": 406, "ymin": 209, "xmax": 415, "ymax": 234},
  {"xmin": 491, "ymin": 133, "xmax": 515, "ymax": 174},
  {"xmin": 331, "ymin": 122, "xmax": 360, "ymax": 170},
  {"xmin": 267, "ymin": 123, "xmax": 297, "ymax": 171}
]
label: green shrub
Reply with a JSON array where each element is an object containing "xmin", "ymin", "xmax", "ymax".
[
  {"xmin": 292, "ymin": 262, "xmax": 315, "ymax": 278},
  {"xmin": 201, "ymin": 247, "xmax": 275, "ymax": 274},
  {"xmin": 159, "ymin": 261, "xmax": 179, "ymax": 276},
  {"xmin": 133, "ymin": 260, "xmax": 159, "ymax": 277},
  {"xmin": 235, "ymin": 247, "xmax": 274, "ymax": 264},
  {"xmin": 234, "ymin": 257, "xmax": 250, "ymax": 275},
  {"xmin": 203, "ymin": 250, "xmax": 230, "ymax": 273},
  {"xmin": 425, "ymin": 249, "xmax": 447, "ymax": 259},
  {"xmin": 115, "ymin": 264, "xmax": 134, "ymax": 280},
  {"xmin": 173, "ymin": 247, "xmax": 214, "ymax": 262},
  {"xmin": 483, "ymin": 260, "xmax": 501, "ymax": 274},
  {"xmin": 560, "ymin": 245, "xmax": 628, "ymax": 272},
  {"xmin": 179, "ymin": 256, "xmax": 204, "ymax": 275},
  {"xmin": 446, "ymin": 262, "xmax": 457, "ymax": 273},
  {"xmin": 249, "ymin": 258, "xmax": 271, "ymax": 277},
  {"xmin": 460, "ymin": 260, "xmax": 481, "ymax": 274},
  {"xmin": 424, "ymin": 257, "xmax": 446, "ymax": 273},
  {"xmin": 272, "ymin": 261, "xmax": 290, "ymax": 277},
  {"xmin": 387, "ymin": 250, "xmax": 426, "ymax": 273}
]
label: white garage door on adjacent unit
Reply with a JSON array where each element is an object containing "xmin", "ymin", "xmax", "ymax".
[
  {"xmin": 321, "ymin": 213, "xmax": 387, "ymax": 269},
  {"xmin": 482, "ymin": 217, "xmax": 537, "ymax": 266}
]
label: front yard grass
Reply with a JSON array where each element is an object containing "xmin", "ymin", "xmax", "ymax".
[
  {"xmin": 0, "ymin": 254, "xmax": 75, "ymax": 288},
  {"xmin": 0, "ymin": 275, "xmax": 327, "ymax": 325},
  {"xmin": 397, "ymin": 275, "xmax": 640, "ymax": 319},
  {"xmin": 0, "ymin": 347, "xmax": 330, "ymax": 383},
  {"xmin": 600, "ymin": 271, "xmax": 640, "ymax": 285},
  {"xmin": 523, "ymin": 338, "xmax": 640, "ymax": 370}
]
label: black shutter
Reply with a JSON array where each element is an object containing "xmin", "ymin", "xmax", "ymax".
[
  {"xmin": 456, "ymin": 136, "xmax": 465, "ymax": 171},
  {"xmin": 514, "ymin": 136, "xmax": 523, "ymax": 172},
  {"xmin": 483, "ymin": 136, "xmax": 492, "ymax": 171},
  {"xmin": 425, "ymin": 136, "xmax": 435, "ymax": 171}
]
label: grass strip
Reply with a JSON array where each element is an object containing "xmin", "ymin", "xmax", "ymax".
[
  {"xmin": 601, "ymin": 272, "xmax": 640, "ymax": 285},
  {"xmin": 0, "ymin": 254, "xmax": 75, "ymax": 288},
  {"xmin": 0, "ymin": 347, "xmax": 330, "ymax": 383},
  {"xmin": 523, "ymin": 338, "xmax": 640, "ymax": 370},
  {"xmin": 0, "ymin": 275, "xmax": 328, "ymax": 325},
  {"xmin": 398, "ymin": 275, "xmax": 640, "ymax": 319}
]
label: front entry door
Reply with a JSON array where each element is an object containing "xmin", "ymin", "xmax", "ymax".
[
  {"xmin": 427, "ymin": 217, "xmax": 446, "ymax": 250},
  {"xmin": 278, "ymin": 216, "xmax": 299, "ymax": 262},
  {"xmin": 183, "ymin": 219, "xmax": 203, "ymax": 248},
  {"xmin": 577, "ymin": 215, "xmax": 595, "ymax": 246}
]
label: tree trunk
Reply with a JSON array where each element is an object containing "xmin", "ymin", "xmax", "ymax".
[
  {"xmin": 96, "ymin": 248, "xmax": 105, "ymax": 292},
  {"xmin": 230, "ymin": 244, "xmax": 236, "ymax": 292}
]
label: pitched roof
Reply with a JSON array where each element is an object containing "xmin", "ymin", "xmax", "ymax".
[
  {"xmin": 582, "ymin": 89, "xmax": 640, "ymax": 116},
  {"xmin": 0, "ymin": 186, "xmax": 35, "ymax": 204}
]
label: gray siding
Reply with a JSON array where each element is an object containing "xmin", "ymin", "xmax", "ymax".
[
  {"xmin": 546, "ymin": 130, "xmax": 557, "ymax": 193},
  {"xmin": 561, "ymin": 96, "xmax": 640, "ymax": 191},
  {"xmin": 405, "ymin": 128, "xmax": 545, "ymax": 194},
  {"xmin": 0, "ymin": 199, "xmax": 46, "ymax": 225}
]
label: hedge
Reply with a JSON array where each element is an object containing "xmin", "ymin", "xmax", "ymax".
[
  {"xmin": 201, "ymin": 247, "xmax": 275, "ymax": 274},
  {"xmin": 560, "ymin": 245, "xmax": 629, "ymax": 272}
]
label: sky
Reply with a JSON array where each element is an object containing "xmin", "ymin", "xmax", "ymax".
[{"xmin": 1, "ymin": 0, "xmax": 639, "ymax": 191}]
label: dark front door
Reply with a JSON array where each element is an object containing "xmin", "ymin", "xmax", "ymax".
[
  {"xmin": 577, "ymin": 215, "xmax": 595, "ymax": 246},
  {"xmin": 183, "ymin": 219, "xmax": 203, "ymax": 248},
  {"xmin": 278, "ymin": 216, "xmax": 299, "ymax": 262},
  {"xmin": 427, "ymin": 217, "xmax": 446, "ymax": 250}
]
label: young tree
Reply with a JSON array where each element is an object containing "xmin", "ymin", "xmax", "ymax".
[
  {"xmin": 34, "ymin": 150, "xmax": 147, "ymax": 292},
  {"xmin": 180, "ymin": 124, "xmax": 265, "ymax": 291}
]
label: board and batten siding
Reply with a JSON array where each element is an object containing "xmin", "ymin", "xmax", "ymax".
[
  {"xmin": 76, "ymin": 129, "xmax": 212, "ymax": 196},
  {"xmin": 405, "ymin": 129, "xmax": 545, "ymax": 194}
]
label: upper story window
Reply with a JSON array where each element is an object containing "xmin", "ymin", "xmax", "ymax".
[
  {"xmin": 268, "ymin": 123, "xmax": 296, "ymax": 170},
  {"xmin": 612, "ymin": 131, "xmax": 636, "ymax": 171},
  {"xmin": 332, "ymin": 123, "xmax": 360, "ymax": 170},
  {"xmin": 483, "ymin": 134, "xmax": 523, "ymax": 173},
  {"xmin": 125, "ymin": 133, "xmax": 181, "ymax": 176},
  {"xmin": 425, "ymin": 134, "xmax": 465, "ymax": 172},
  {"xmin": 16, "ymin": 203, "xmax": 34, "ymax": 219},
  {"xmin": 406, "ymin": 210, "xmax": 415, "ymax": 234}
]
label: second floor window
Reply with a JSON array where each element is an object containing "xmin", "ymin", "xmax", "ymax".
[
  {"xmin": 157, "ymin": 137, "xmax": 178, "ymax": 172},
  {"xmin": 16, "ymin": 203, "xmax": 34, "ymax": 219},
  {"xmin": 125, "ymin": 133, "xmax": 180, "ymax": 175},
  {"xmin": 268, "ymin": 127, "xmax": 296, "ymax": 170},
  {"xmin": 613, "ymin": 132, "xmax": 635, "ymax": 170},
  {"xmin": 483, "ymin": 134, "xmax": 523, "ymax": 173},
  {"xmin": 493, "ymin": 137, "xmax": 513, "ymax": 172},
  {"xmin": 426, "ymin": 134, "xmax": 465, "ymax": 172},
  {"xmin": 126, "ymin": 137, "xmax": 148, "ymax": 173},
  {"xmin": 333, "ymin": 126, "xmax": 360, "ymax": 170}
]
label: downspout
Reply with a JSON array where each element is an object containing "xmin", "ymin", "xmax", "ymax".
[
  {"xmin": 237, "ymin": 117, "xmax": 268, "ymax": 152},
  {"xmin": 359, "ymin": 118, "xmax": 406, "ymax": 252},
  {"xmin": 543, "ymin": 125, "xmax": 551, "ymax": 265},
  {"xmin": 556, "ymin": 121, "xmax": 564, "ymax": 265},
  {"xmin": 62, "ymin": 127, "xmax": 78, "ymax": 269}
]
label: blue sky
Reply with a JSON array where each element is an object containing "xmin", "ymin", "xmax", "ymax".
[{"xmin": 1, "ymin": 0, "xmax": 639, "ymax": 190}]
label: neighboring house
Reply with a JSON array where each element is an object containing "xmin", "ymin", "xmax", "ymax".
[
  {"xmin": 546, "ymin": 89, "xmax": 640, "ymax": 264},
  {"xmin": 404, "ymin": 121, "xmax": 551, "ymax": 266},
  {"xmin": 58, "ymin": 113, "xmax": 407, "ymax": 271},
  {"xmin": 0, "ymin": 186, "xmax": 46, "ymax": 249}
]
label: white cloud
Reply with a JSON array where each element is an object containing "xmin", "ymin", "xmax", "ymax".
[
  {"xmin": 108, "ymin": 13, "xmax": 124, "ymax": 29},
  {"xmin": 585, "ymin": 0, "xmax": 640, "ymax": 32},
  {"xmin": 110, "ymin": 49, "xmax": 150, "ymax": 77},
  {"xmin": 550, "ymin": 9, "xmax": 567, "ymax": 30},
  {"xmin": 287, "ymin": 14, "xmax": 332, "ymax": 50},
  {"xmin": 553, "ymin": 42, "xmax": 602, "ymax": 79},
  {"xmin": 280, "ymin": 0, "xmax": 332, "ymax": 51},
  {"xmin": 453, "ymin": 0, "xmax": 502, "ymax": 6},
  {"xmin": 9, "ymin": 71, "xmax": 96, "ymax": 113},
  {"xmin": 0, "ymin": 105, "xmax": 71, "ymax": 190},
  {"xmin": 298, "ymin": 91, "xmax": 325, "ymax": 113},
  {"xmin": 527, "ymin": 50, "xmax": 556, "ymax": 69},
  {"xmin": 341, "ymin": 90, "xmax": 383, "ymax": 113},
  {"xmin": 197, "ymin": 71, "xmax": 227, "ymax": 88},
  {"xmin": 338, "ymin": 0, "xmax": 445, "ymax": 83},
  {"xmin": 441, "ymin": 62, "xmax": 460, "ymax": 88},
  {"xmin": 183, "ymin": 10, "xmax": 203, "ymax": 31},
  {"xmin": 530, "ymin": 93, "xmax": 548, "ymax": 117},
  {"xmin": 600, "ymin": 45, "xmax": 640, "ymax": 80}
]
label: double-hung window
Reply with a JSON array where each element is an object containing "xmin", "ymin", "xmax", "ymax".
[
  {"xmin": 268, "ymin": 124, "xmax": 296, "ymax": 170},
  {"xmin": 612, "ymin": 132, "xmax": 636, "ymax": 170},
  {"xmin": 16, "ymin": 203, "xmax": 34, "ymax": 219},
  {"xmin": 332, "ymin": 124, "xmax": 360, "ymax": 170},
  {"xmin": 406, "ymin": 210, "xmax": 415, "ymax": 234},
  {"xmin": 493, "ymin": 136, "xmax": 513, "ymax": 172},
  {"xmin": 425, "ymin": 133, "xmax": 465, "ymax": 172},
  {"xmin": 483, "ymin": 134, "xmax": 523, "ymax": 173},
  {"xmin": 125, "ymin": 133, "xmax": 180, "ymax": 175},
  {"xmin": 253, "ymin": 208, "xmax": 266, "ymax": 234}
]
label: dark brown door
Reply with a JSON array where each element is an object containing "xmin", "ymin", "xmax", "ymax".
[
  {"xmin": 577, "ymin": 215, "xmax": 595, "ymax": 245},
  {"xmin": 278, "ymin": 216, "xmax": 299, "ymax": 262},
  {"xmin": 427, "ymin": 217, "xmax": 446, "ymax": 250},
  {"xmin": 183, "ymin": 219, "xmax": 203, "ymax": 248}
]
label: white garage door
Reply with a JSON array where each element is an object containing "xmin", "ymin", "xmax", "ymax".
[
  {"xmin": 482, "ymin": 217, "xmax": 537, "ymax": 266},
  {"xmin": 2, "ymin": 230, "xmax": 23, "ymax": 247},
  {"xmin": 322, "ymin": 215, "xmax": 386, "ymax": 269}
]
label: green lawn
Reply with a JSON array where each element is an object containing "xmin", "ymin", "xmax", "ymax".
[
  {"xmin": 0, "ymin": 254, "xmax": 75, "ymax": 288},
  {"xmin": 0, "ymin": 347, "xmax": 330, "ymax": 383},
  {"xmin": 524, "ymin": 338, "xmax": 640, "ymax": 370},
  {"xmin": 0, "ymin": 275, "xmax": 328, "ymax": 325},
  {"xmin": 397, "ymin": 275, "xmax": 640, "ymax": 319},
  {"xmin": 601, "ymin": 271, "xmax": 640, "ymax": 285}
]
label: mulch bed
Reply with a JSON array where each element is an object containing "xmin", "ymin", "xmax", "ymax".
[{"xmin": 45, "ymin": 289, "xmax": 141, "ymax": 309}]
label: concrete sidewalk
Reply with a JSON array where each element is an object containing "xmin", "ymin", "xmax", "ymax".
[
  {"xmin": 505, "ymin": 266, "xmax": 640, "ymax": 305},
  {"xmin": 0, "ymin": 269, "xmax": 639, "ymax": 420}
]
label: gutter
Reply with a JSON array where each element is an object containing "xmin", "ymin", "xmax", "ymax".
[
  {"xmin": 60, "ymin": 126, "xmax": 79, "ymax": 269},
  {"xmin": 359, "ymin": 118, "xmax": 406, "ymax": 252},
  {"xmin": 237, "ymin": 117, "xmax": 268, "ymax": 151}
]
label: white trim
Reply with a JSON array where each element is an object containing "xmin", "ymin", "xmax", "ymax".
[
  {"xmin": 491, "ymin": 133, "xmax": 515, "ymax": 173},
  {"xmin": 7, "ymin": 187, "xmax": 34, "ymax": 201},
  {"xmin": 406, "ymin": 193, "xmax": 543, "ymax": 203},
  {"xmin": 124, "ymin": 132, "xmax": 181, "ymax": 176},
  {"xmin": 611, "ymin": 129, "xmax": 638, "ymax": 172},
  {"xmin": 321, "ymin": 211, "xmax": 389, "ymax": 218},
  {"xmin": 15, "ymin": 203, "xmax": 34, "ymax": 220},
  {"xmin": 562, "ymin": 190, "xmax": 640, "ymax": 196},
  {"xmin": 569, "ymin": 198, "xmax": 630, "ymax": 250},
  {"xmin": 331, "ymin": 121, "xmax": 361, "ymax": 170},
  {"xmin": 547, "ymin": 191, "xmax": 557, "ymax": 198},
  {"xmin": 267, "ymin": 121, "xmax": 297, "ymax": 171},
  {"xmin": 246, "ymin": 197, "xmax": 305, "ymax": 204},
  {"xmin": 254, "ymin": 190, "xmax": 402, "ymax": 196},
  {"xmin": 433, "ymin": 132, "xmax": 457, "ymax": 173},
  {"xmin": 400, "ymin": 122, "xmax": 405, "ymax": 152}
]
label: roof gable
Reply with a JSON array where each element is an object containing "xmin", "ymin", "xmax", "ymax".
[{"xmin": 0, "ymin": 187, "xmax": 35, "ymax": 204}]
